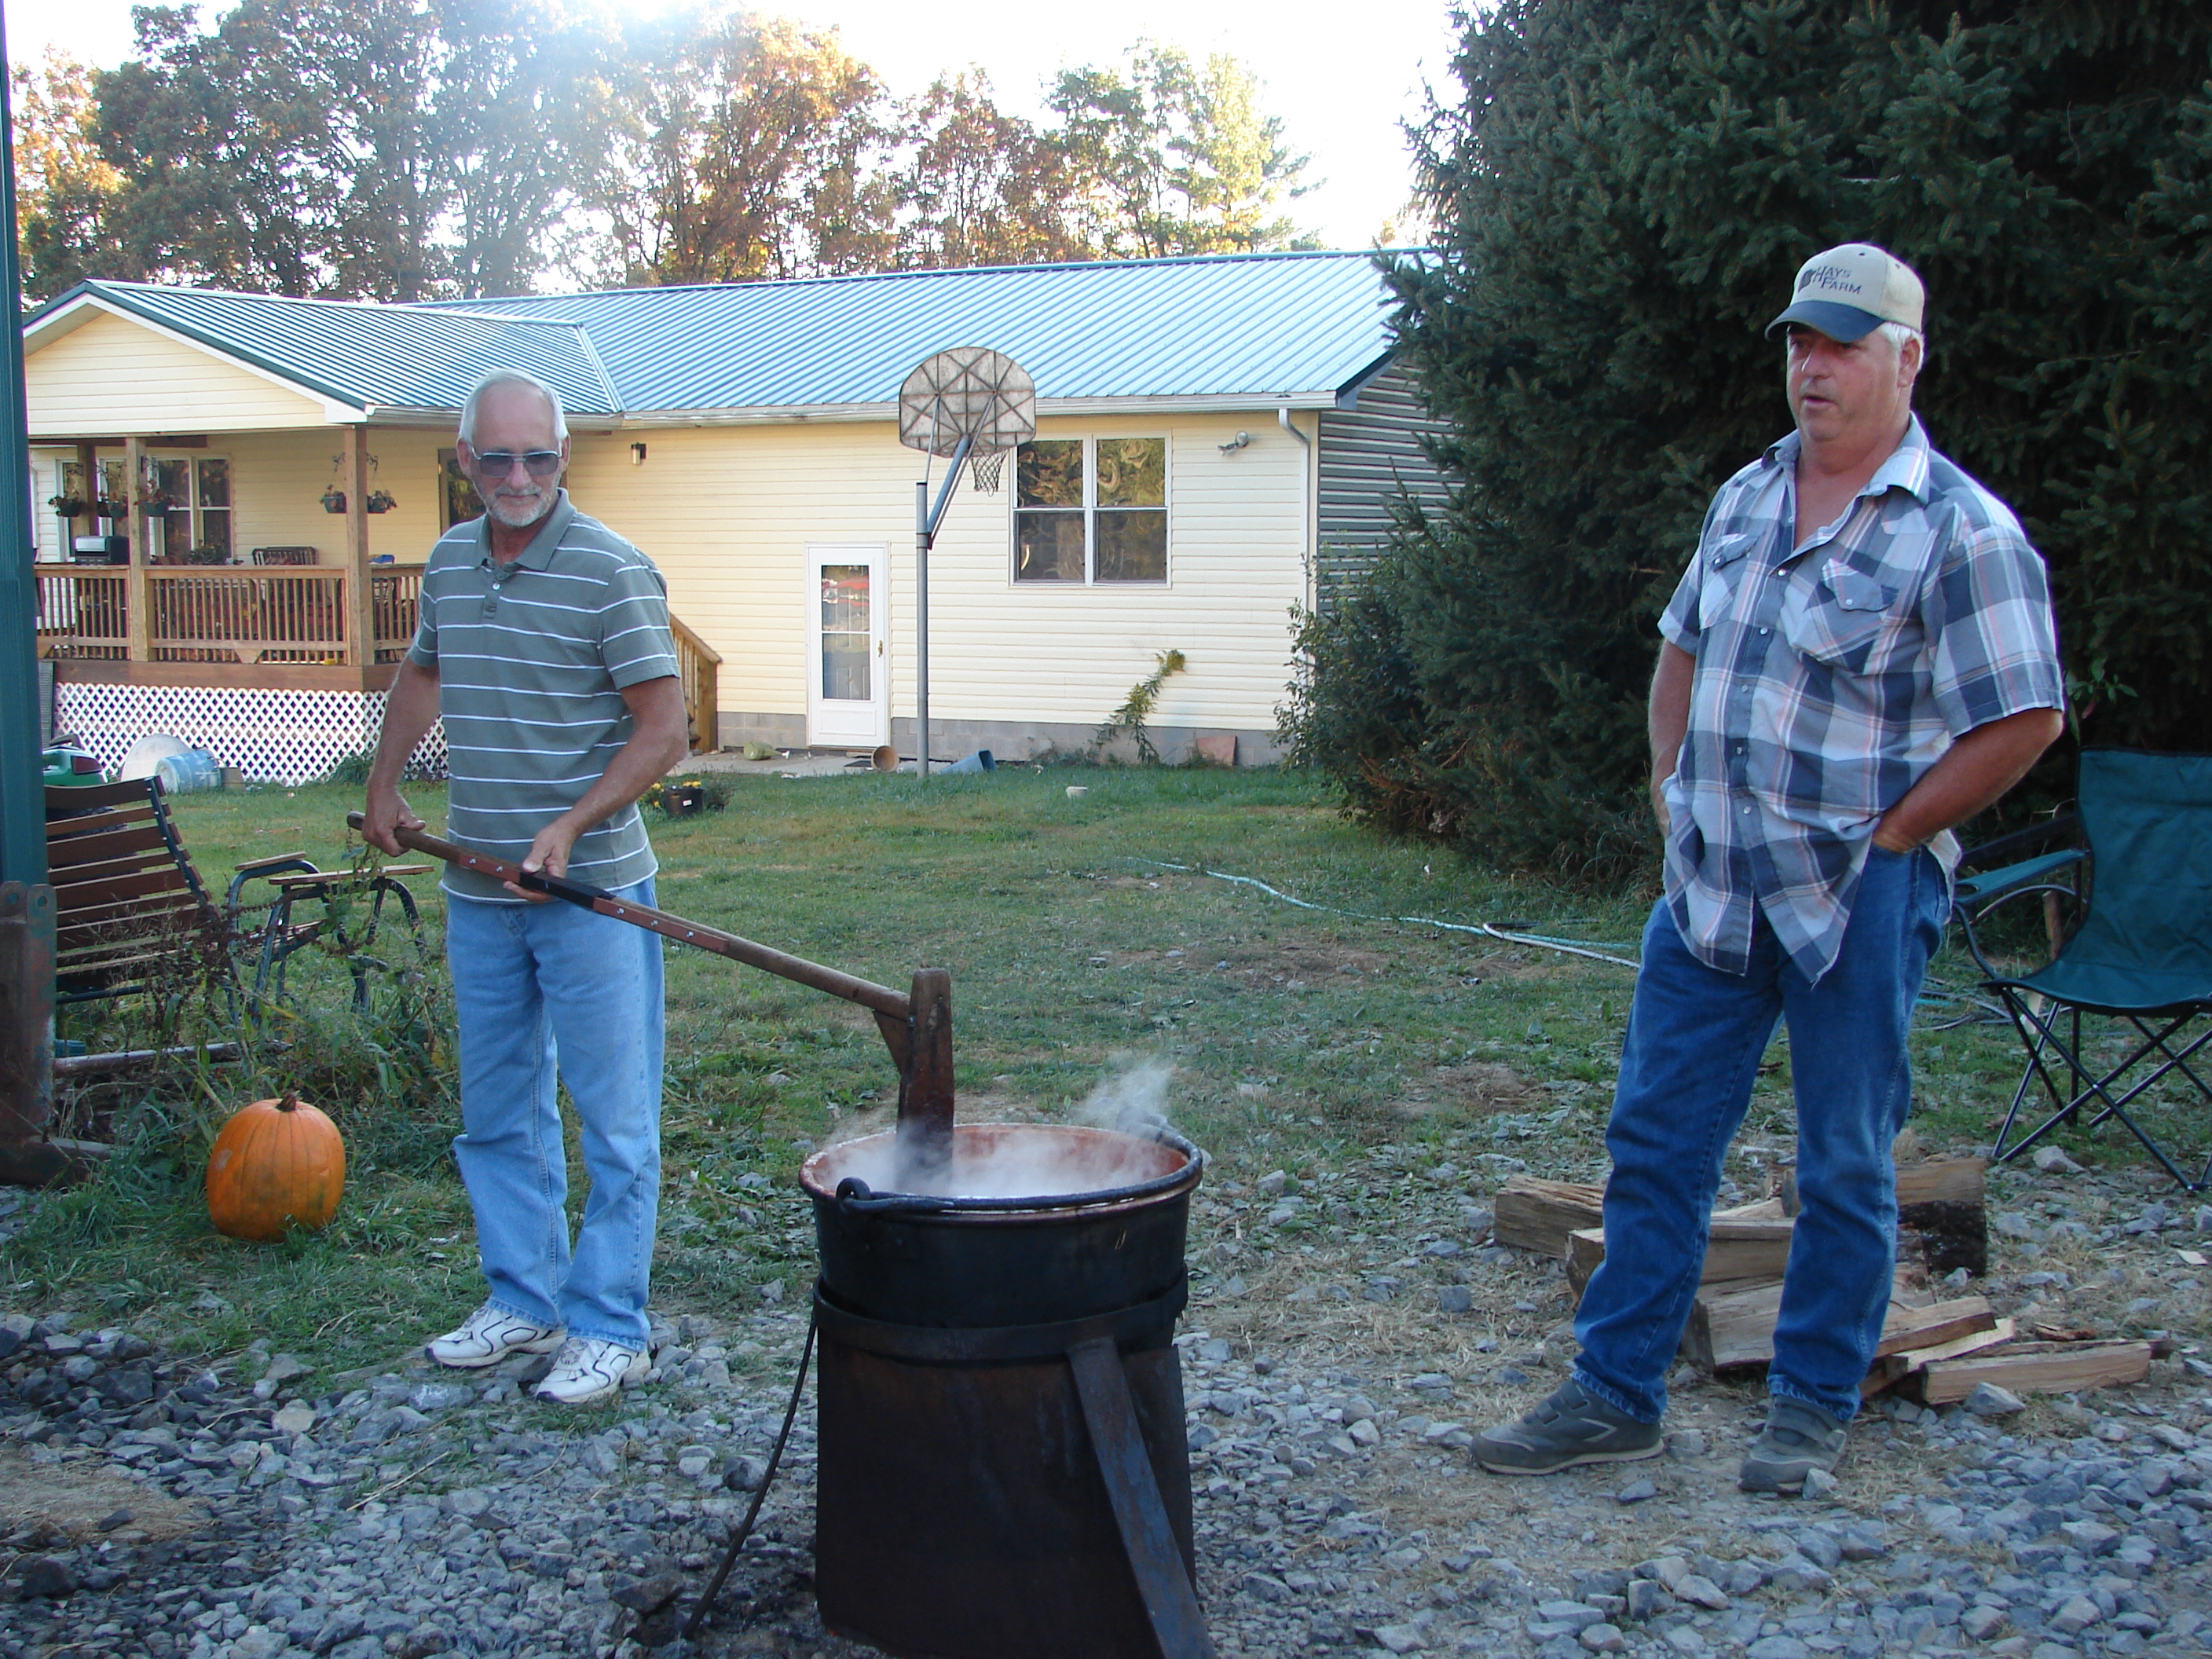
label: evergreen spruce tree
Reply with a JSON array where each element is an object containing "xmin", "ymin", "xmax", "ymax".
[{"xmin": 1284, "ymin": 1, "xmax": 2212, "ymax": 879}]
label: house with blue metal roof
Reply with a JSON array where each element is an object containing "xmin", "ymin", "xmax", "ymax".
[{"xmin": 22, "ymin": 251, "xmax": 1445, "ymax": 780}]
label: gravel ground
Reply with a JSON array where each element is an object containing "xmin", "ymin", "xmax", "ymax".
[{"xmin": 2, "ymin": 1144, "xmax": 2208, "ymax": 1659}]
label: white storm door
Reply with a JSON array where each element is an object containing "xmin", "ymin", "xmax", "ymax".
[{"xmin": 808, "ymin": 545, "xmax": 888, "ymax": 748}]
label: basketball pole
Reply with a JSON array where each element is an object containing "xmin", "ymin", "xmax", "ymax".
[{"xmin": 913, "ymin": 432, "xmax": 972, "ymax": 783}]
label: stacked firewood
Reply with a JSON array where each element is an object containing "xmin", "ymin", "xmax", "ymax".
[{"xmin": 1493, "ymin": 1157, "xmax": 2155, "ymax": 1404}]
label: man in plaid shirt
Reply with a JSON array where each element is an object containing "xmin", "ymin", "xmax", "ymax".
[{"xmin": 1478, "ymin": 245, "xmax": 2066, "ymax": 1492}]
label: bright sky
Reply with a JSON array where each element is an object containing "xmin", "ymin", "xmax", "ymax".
[{"xmin": 2, "ymin": 0, "xmax": 1465, "ymax": 255}]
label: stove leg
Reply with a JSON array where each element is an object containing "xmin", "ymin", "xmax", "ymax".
[{"xmin": 1069, "ymin": 1335, "xmax": 1217, "ymax": 1659}]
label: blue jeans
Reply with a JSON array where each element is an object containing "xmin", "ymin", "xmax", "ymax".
[
  {"xmin": 1573, "ymin": 845, "xmax": 1948, "ymax": 1423},
  {"xmin": 445, "ymin": 879, "xmax": 665, "ymax": 1350}
]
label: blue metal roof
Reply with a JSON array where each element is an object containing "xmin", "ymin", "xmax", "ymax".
[
  {"xmin": 434, "ymin": 252, "xmax": 1397, "ymax": 412},
  {"xmin": 35, "ymin": 251, "xmax": 1397, "ymax": 419},
  {"xmin": 39, "ymin": 283, "xmax": 619, "ymax": 416}
]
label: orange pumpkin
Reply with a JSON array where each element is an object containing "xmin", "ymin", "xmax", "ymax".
[{"xmin": 206, "ymin": 1093, "xmax": 346, "ymax": 1241}]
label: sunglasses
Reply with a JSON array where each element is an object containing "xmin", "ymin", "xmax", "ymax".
[{"xmin": 470, "ymin": 449, "xmax": 564, "ymax": 478}]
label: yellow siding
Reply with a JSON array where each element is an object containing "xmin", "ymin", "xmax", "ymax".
[
  {"xmin": 222, "ymin": 427, "xmax": 451, "ymax": 562},
  {"xmin": 562, "ymin": 411, "xmax": 1308, "ymax": 736},
  {"xmin": 27, "ymin": 309, "xmax": 335, "ymax": 436}
]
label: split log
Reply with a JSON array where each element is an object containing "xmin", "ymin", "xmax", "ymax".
[
  {"xmin": 1680, "ymin": 1272, "xmax": 1976, "ymax": 1373},
  {"xmin": 1492, "ymin": 1177, "xmax": 1604, "ymax": 1257},
  {"xmin": 1778, "ymin": 1152, "xmax": 1986, "ymax": 1211},
  {"xmin": 1566, "ymin": 1227, "xmax": 1605, "ymax": 1296},
  {"xmin": 1683, "ymin": 1278, "xmax": 1786, "ymax": 1371},
  {"xmin": 1912, "ymin": 1340, "xmax": 2153, "ymax": 1405},
  {"xmin": 1566, "ymin": 1211, "xmax": 1796, "ymax": 1298},
  {"xmin": 1871, "ymin": 1297, "xmax": 1998, "ymax": 1358},
  {"xmin": 1779, "ymin": 1154, "xmax": 1988, "ymax": 1278},
  {"xmin": 1862, "ymin": 1317, "xmax": 2016, "ymax": 1398},
  {"xmin": 1705, "ymin": 1215, "xmax": 1795, "ymax": 1284},
  {"xmin": 1718, "ymin": 1197, "xmax": 1788, "ymax": 1221}
]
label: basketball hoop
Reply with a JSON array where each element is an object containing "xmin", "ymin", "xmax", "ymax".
[
  {"xmin": 898, "ymin": 346, "xmax": 1036, "ymax": 460},
  {"xmin": 897, "ymin": 348, "xmax": 1035, "ymax": 782}
]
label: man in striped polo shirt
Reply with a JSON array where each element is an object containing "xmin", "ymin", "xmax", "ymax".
[{"xmin": 364, "ymin": 368, "xmax": 690, "ymax": 1405}]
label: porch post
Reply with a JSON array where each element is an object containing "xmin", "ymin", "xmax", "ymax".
[
  {"xmin": 0, "ymin": 11, "xmax": 57, "ymax": 1155},
  {"xmin": 72, "ymin": 440, "xmax": 95, "ymax": 547},
  {"xmin": 123, "ymin": 434, "xmax": 150, "ymax": 661},
  {"xmin": 342, "ymin": 425, "xmax": 371, "ymax": 667}
]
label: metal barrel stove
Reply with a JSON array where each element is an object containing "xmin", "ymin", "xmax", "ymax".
[
  {"xmin": 339, "ymin": 817, "xmax": 1214, "ymax": 1653},
  {"xmin": 802, "ymin": 1123, "xmax": 1214, "ymax": 1659}
]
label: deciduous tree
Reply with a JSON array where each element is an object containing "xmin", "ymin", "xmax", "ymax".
[
  {"xmin": 890, "ymin": 71, "xmax": 1087, "ymax": 269},
  {"xmin": 54, "ymin": 0, "xmax": 613, "ymax": 299},
  {"xmin": 10, "ymin": 49, "xmax": 130, "ymax": 299},
  {"xmin": 589, "ymin": 9, "xmax": 890, "ymax": 285},
  {"xmin": 1050, "ymin": 43, "xmax": 1309, "ymax": 258}
]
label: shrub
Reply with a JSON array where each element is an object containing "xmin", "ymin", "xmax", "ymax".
[{"xmin": 1291, "ymin": 0, "xmax": 2212, "ymax": 877}]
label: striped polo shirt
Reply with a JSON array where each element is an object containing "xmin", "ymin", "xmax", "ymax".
[{"xmin": 408, "ymin": 491, "xmax": 679, "ymax": 903}]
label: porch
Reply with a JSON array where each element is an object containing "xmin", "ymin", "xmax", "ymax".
[
  {"xmin": 31, "ymin": 424, "xmax": 721, "ymax": 770},
  {"xmin": 38, "ymin": 566, "xmax": 717, "ymax": 756}
]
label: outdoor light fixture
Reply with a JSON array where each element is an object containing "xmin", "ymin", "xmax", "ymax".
[
  {"xmin": 1218, "ymin": 430, "xmax": 1251, "ymax": 453},
  {"xmin": 630, "ymin": 442, "xmax": 647, "ymax": 466}
]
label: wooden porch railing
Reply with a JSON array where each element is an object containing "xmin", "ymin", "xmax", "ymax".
[
  {"xmin": 40, "ymin": 562, "xmax": 720, "ymax": 753},
  {"xmin": 669, "ymin": 613, "xmax": 723, "ymax": 755},
  {"xmin": 34, "ymin": 566, "xmax": 130, "ymax": 660},
  {"xmin": 372, "ymin": 565, "xmax": 422, "ymax": 664},
  {"xmin": 35, "ymin": 564, "xmax": 427, "ymax": 667}
]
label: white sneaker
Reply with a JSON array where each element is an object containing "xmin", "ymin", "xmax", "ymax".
[
  {"xmin": 424, "ymin": 1303, "xmax": 564, "ymax": 1370},
  {"xmin": 533, "ymin": 1335, "xmax": 649, "ymax": 1404}
]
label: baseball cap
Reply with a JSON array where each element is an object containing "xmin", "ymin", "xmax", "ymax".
[{"xmin": 1767, "ymin": 244, "xmax": 1925, "ymax": 341}]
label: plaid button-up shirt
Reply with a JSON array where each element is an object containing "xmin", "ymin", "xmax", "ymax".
[{"xmin": 1657, "ymin": 417, "xmax": 2064, "ymax": 982}]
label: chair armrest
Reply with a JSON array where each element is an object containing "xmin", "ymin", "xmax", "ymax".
[
  {"xmin": 1957, "ymin": 812, "xmax": 2081, "ymax": 875},
  {"xmin": 225, "ymin": 855, "xmax": 321, "ymax": 920},
  {"xmin": 1954, "ymin": 847, "xmax": 2088, "ymax": 912},
  {"xmin": 233, "ymin": 851, "xmax": 311, "ymax": 873}
]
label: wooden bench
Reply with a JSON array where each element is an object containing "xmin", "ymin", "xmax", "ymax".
[
  {"xmin": 46, "ymin": 778, "xmax": 227, "ymax": 1005},
  {"xmin": 47, "ymin": 782, "xmax": 430, "ymax": 1016}
]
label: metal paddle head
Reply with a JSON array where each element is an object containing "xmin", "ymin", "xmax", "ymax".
[{"xmin": 898, "ymin": 347, "xmax": 1036, "ymax": 460}]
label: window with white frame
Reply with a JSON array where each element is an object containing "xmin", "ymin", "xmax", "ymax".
[
  {"xmin": 1014, "ymin": 436, "xmax": 1167, "ymax": 583},
  {"xmin": 147, "ymin": 454, "xmax": 233, "ymax": 562}
]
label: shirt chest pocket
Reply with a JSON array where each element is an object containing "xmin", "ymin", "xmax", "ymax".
[
  {"xmin": 1695, "ymin": 534, "xmax": 1760, "ymax": 632},
  {"xmin": 1780, "ymin": 546, "xmax": 1924, "ymax": 675}
]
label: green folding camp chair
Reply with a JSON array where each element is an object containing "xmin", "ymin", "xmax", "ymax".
[{"xmin": 1967, "ymin": 748, "xmax": 2212, "ymax": 1192}]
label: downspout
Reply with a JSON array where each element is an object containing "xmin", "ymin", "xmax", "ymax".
[{"xmin": 1278, "ymin": 405, "xmax": 1313, "ymax": 615}]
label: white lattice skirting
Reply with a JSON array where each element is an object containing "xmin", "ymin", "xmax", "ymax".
[{"xmin": 53, "ymin": 683, "xmax": 447, "ymax": 786}]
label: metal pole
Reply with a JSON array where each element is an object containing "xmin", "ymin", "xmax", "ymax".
[
  {"xmin": 0, "ymin": 5, "xmax": 57, "ymax": 1147},
  {"xmin": 912, "ymin": 436, "xmax": 973, "ymax": 786},
  {"xmin": 0, "ymin": 13, "xmax": 43, "ymax": 887},
  {"xmin": 914, "ymin": 480, "xmax": 929, "ymax": 782}
]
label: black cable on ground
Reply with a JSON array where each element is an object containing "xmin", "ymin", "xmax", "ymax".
[{"xmin": 678, "ymin": 1305, "xmax": 819, "ymax": 1646}]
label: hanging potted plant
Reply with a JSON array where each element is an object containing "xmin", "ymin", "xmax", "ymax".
[
  {"xmin": 364, "ymin": 488, "xmax": 397, "ymax": 514},
  {"xmin": 94, "ymin": 496, "xmax": 128, "ymax": 520},
  {"xmin": 46, "ymin": 493, "xmax": 86, "ymax": 518},
  {"xmin": 321, "ymin": 487, "xmax": 348, "ymax": 514}
]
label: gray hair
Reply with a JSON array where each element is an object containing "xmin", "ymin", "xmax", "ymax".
[
  {"xmin": 459, "ymin": 368, "xmax": 569, "ymax": 445},
  {"xmin": 1876, "ymin": 320, "xmax": 1925, "ymax": 361}
]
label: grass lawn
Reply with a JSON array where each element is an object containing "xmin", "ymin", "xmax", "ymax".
[{"xmin": 8, "ymin": 764, "xmax": 2184, "ymax": 1381}]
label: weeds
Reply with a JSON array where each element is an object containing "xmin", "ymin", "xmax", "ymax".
[{"xmin": 1093, "ymin": 647, "xmax": 1188, "ymax": 764}]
